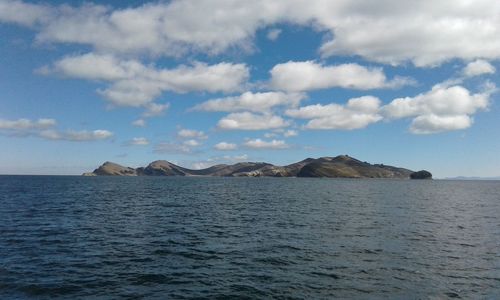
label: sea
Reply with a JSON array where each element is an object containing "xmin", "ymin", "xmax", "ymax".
[{"xmin": 0, "ymin": 176, "xmax": 499, "ymax": 299}]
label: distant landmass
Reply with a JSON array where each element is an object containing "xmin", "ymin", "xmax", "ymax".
[
  {"xmin": 444, "ymin": 176, "xmax": 500, "ymax": 180},
  {"xmin": 83, "ymin": 155, "xmax": 432, "ymax": 179}
]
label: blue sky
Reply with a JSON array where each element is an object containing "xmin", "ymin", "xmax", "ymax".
[{"xmin": 0, "ymin": 0, "xmax": 499, "ymax": 177}]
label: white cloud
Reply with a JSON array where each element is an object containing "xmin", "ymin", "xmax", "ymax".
[
  {"xmin": 283, "ymin": 129, "xmax": 298, "ymax": 137},
  {"xmin": 31, "ymin": 1, "xmax": 276, "ymax": 56},
  {"xmin": 382, "ymin": 85, "xmax": 491, "ymax": 134},
  {"xmin": 266, "ymin": 28, "xmax": 282, "ymax": 41},
  {"xmin": 409, "ymin": 114, "xmax": 473, "ymax": 134},
  {"xmin": 0, "ymin": 117, "xmax": 114, "ymax": 141},
  {"xmin": 463, "ymin": 60, "xmax": 496, "ymax": 77},
  {"xmin": 0, "ymin": 0, "xmax": 51, "ymax": 26},
  {"xmin": 183, "ymin": 139, "xmax": 201, "ymax": 147},
  {"xmin": 128, "ymin": 137, "xmax": 149, "ymax": 145},
  {"xmin": 3, "ymin": 1, "xmax": 500, "ymax": 65},
  {"xmin": 243, "ymin": 138, "xmax": 289, "ymax": 149},
  {"xmin": 190, "ymin": 162, "xmax": 212, "ymax": 170},
  {"xmin": 177, "ymin": 128, "xmax": 207, "ymax": 139},
  {"xmin": 270, "ymin": 61, "xmax": 411, "ymax": 92},
  {"xmin": 214, "ymin": 142, "xmax": 237, "ymax": 151},
  {"xmin": 0, "ymin": 118, "xmax": 56, "ymax": 130},
  {"xmin": 286, "ymin": 96, "xmax": 382, "ymax": 130},
  {"xmin": 142, "ymin": 103, "xmax": 170, "ymax": 117},
  {"xmin": 303, "ymin": 114, "xmax": 382, "ymax": 130},
  {"xmin": 192, "ymin": 91, "xmax": 305, "ymax": 113},
  {"xmin": 47, "ymin": 52, "xmax": 135, "ymax": 81},
  {"xmin": 132, "ymin": 119, "xmax": 146, "ymax": 127},
  {"xmin": 217, "ymin": 112, "xmax": 290, "ymax": 130},
  {"xmin": 383, "ymin": 86, "xmax": 489, "ymax": 119},
  {"xmin": 316, "ymin": 2, "xmax": 500, "ymax": 66},
  {"xmin": 43, "ymin": 53, "xmax": 249, "ymax": 107},
  {"xmin": 39, "ymin": 129, "xmax": 113, "ymax": 141}
]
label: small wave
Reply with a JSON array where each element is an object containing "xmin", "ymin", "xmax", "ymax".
[
  {"xmin": 131, "ymin": 274, "xmax": 173, "ymax": 285},
  {"xmin": 253, "ymin": 256, "xmax": 292, "ymax": 266},
  {"xmin": 17, "ymin": 283, "xmax": 82, "ymax": 296},
  {"xmin": 444, "ymin": 292, "xmax": 461, "ymax": 298},
  {"xmin": 311, "ymin": 271, "xmax": 341, "ymax": 279},
  {"xmin": 129, "ymin": 257, "xmax": 154, "ymax": 263},
  {"xmin": 273, "ymin": 244, "xmax": 302, "ymax": 251}
]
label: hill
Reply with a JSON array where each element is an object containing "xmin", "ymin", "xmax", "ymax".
[{"xmin": 83, "ymin": 155, "xmax": 430, "ymax": 179}]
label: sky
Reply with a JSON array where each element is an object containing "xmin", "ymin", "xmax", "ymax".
[{"xmin": 0, "ymin": 0, "xmax": 499, "ymax": 178}]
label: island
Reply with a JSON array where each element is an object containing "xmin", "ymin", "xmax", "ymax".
[
  {"xmin": 83, "ymin": 155, "xmax": 432, "ymax": 179},
  {"xmin": 409, "ymin": 170, "xmax": 433, "ymax": 180}
]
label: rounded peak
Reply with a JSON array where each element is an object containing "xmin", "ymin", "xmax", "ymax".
[
  {"xmin": 299, "ymin": 157, "xmax": 316, "ymax": 163},
  {"xmin": 336, "ymin": 154, "xmax": 351, "ymax": 159},
  {"xmin": 147, "ymin": 160, "xmax": 183, "ymax": 170},
  {"xmin": 331, "ymin": 155, "xmax": 362, "ymax": 163},
  {"xmin": 149, "ymin": 160, "xmax": 173, "ymax": 166},
  {"xmin": 101, "ymin": 161, "xmax": 124, "ymax": 167}
]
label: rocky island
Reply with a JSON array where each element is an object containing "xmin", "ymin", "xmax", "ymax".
[{"xmin": 83, "ymin": 155, "xmax": 432, "ymax": 179}]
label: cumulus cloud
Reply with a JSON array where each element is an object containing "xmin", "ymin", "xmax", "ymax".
[
  {"xmin": 177, "ymin": 128, "xmax": 207, "ymax": 139},
  {"xmin": 0, "ymin": 118, "xmax": 56, "ymax": 130},
  {"xmin": 243, "ymin": 138, "xmax": 289, "ymax": 149},
  {"xmin": 32, "ymin": 1, "xmax": 275, "ymax": 56},
  {"xmin": 192, "ymin": 91, "xmax": 305, "ymax": 113},
  {"xmin": 217, "ymin": 112, "xmax": 290, "ymax": 130},
  {"xmin": 0, "ymin": 0, "xmax": 51, "ymax": 26},
  {"xmin": 284, "ymin": 85, "xmax": 492, "ymax": 133},
  {"xmin": 128, "ymin": 137, "xmax": 149, "ymax": 145},
  {"xmin": 2, "ymin": 0, "xmax": 500, "ymax": 66},
  {"xmin": 382, "ymin": 85, "xmax": 491, "ymax": 134},
  {"xmin": 382, "ymin": 86, "xmax": 489, "ymax": 119},
  {"xmin": 317, "ymin": 2, "xmax": 500, "ymax": 66},
  {"xmin": 142, "ymin": 103, "xmax": 170, "ymax": 118},
  {"xmin": 463, "ymin": 60, "xmax": 496, "ymax": 77},
  {"xmin": 214, "ymin": 142, "xmax": 237, "ymax": 151},
  {"xmin": 270, "ymin": 61, "xmax": 412, "ymax": 92},
  {"xmin": 409, "ymin": 115, "xmax": 473, "ymax": 134},
  {"xmin": 42, "ymin": 53, "xmax": 249, "ymax": 107},
  {"xmin": 183, "ymin": 139, "xmax": 201, "ymax": 147},
  {"xmin": 0, "ymin": 117, "xmax": 114, "ymax": 141},
  {"xmin": 131, "ymin": 119, "xmax": 146, "ymax": 127},
  {"xmin": 286, "ymin": 96, "xmax": 383, "ymax": 130},
  {"xmin": 39, "ymin": 129, "xmax": 113, "ymax": 141},
  {"xmin": 283, "ymin": 129, "xmax": 298, "ymax": 137}
]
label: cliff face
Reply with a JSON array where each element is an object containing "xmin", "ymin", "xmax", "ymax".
[{"xmin": 83, "ymin": 155, "xmax": 427, "ymax": 179}]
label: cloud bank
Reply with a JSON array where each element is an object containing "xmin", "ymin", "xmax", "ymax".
[{"xmin": 2, "ymin": 0, "xmax": 500, "ymax": 65}]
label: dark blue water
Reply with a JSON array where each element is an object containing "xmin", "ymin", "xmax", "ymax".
[{"xmin": 0, "ymin": 176, "xmax": 499, "ymax": 299}]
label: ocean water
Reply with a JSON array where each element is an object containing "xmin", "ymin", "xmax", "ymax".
[{"xmin": 0, "ymin": 176, "xmax": 499, "ymax": 299}]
